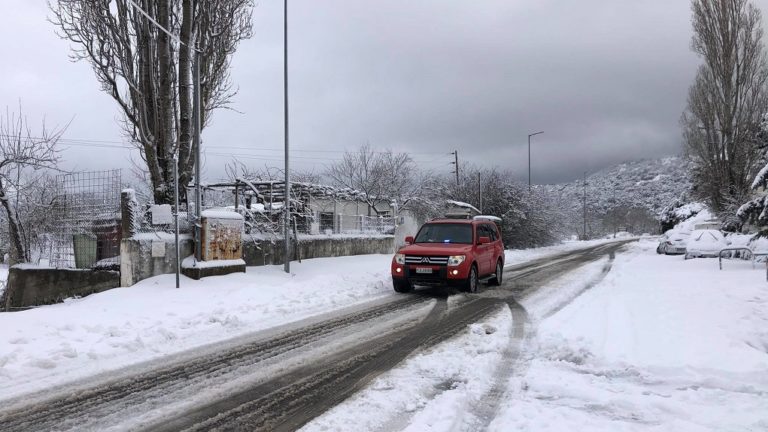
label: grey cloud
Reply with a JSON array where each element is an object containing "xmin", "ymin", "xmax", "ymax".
[{"xmin": 4, "ymin": 0, "xmax": 768, "ymax": 184}]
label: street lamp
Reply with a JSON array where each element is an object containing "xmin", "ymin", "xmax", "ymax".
[
  {"xmin": 528, "ymin": 131, "xmax": 544, "ymax": 192},
  {"xmin": 283, "ymin": 0, "xmax": 291, "ymax": 273}
]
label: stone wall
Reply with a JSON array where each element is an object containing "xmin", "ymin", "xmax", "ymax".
[
  {"xmin": 243, "ymin": 236, "xmax": 394, "ymax": 266},
  {"xmin": 4, "ymin": 266, "xmax": 119, "ymax": 309},
  {"xmin": 117, "ymin": 234, "xmax": 390, "ymax": 285},
  {"xmin": 120, "ymin": 234, "xmax": 193, "ymax": 287}
]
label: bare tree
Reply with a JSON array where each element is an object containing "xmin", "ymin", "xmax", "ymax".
[
  {"xmin": 49, "ymin": 0, "xmax": 253, "ymax": 204},
  {"xmin": 682, "ymin": 0, "xmax": 768, "ymax": 213},
  {"xmin": 225, "ymin": 160, "xmax": 322, "ymax": 184},
  {"xmin": 325, "ymin": 144, "xmax": 422, "ymax": 215},
  {"xmin": 0, "ymin": 105, "xmax": 64, "ymax": 264}
]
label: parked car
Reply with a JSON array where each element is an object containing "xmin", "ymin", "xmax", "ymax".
[
  {"xmin": 684, "ymin": 229, "xmax": 729, "ymax": 259},
  {"xmin": 657, "ymin": 231, "xmax": 690, "ymax": 255},
  {"xmin": 391, "ymin": 218, "xmax": 505, "ymax": 293}
]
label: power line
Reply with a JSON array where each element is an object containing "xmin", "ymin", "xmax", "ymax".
[{"xmin": 0, "ymin": 134, "xmax": 450, "ymax": 156}]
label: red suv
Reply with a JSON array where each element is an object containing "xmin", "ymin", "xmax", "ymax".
[{"xmin": 391, "ymin": 218, "xmax": 504, "ymax": 293}]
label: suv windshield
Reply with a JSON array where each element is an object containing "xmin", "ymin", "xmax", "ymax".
[{"xmin": 414, "ymin": 223, "xmax": 473, "ymax": 244}]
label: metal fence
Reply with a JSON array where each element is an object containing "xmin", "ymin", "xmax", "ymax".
[
  {"xmin": 130, "ymin": 181, "xmax": 396, "ymax": 240},
  {"xmin": 46, "ymin": 170, "xmax": 122, "ymax": 269},
  {"xmin": 336, "ymin": 215, "xmax": 395, "ymax": 235}
]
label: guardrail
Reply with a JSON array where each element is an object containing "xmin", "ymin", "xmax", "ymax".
[
  {"xmin": 718, "ymin": 247, "xmax": 768, "ymax": 281},
  {"xmin": 718, "ymin": 247, "xmax": 753, "ymax": 270}
]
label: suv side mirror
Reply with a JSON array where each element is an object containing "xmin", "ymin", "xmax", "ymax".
[
  {"xmin": 405, "ymin": 236, "xmax": 414, "ymax": 245},
  {"xmin": 479, "ymin": 236, "xmax": 490, "ymax": 245}
]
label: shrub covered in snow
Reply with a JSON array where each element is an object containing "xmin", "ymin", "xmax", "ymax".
[{"xmin": 660, "ymin": 201, "xmax": 707, "ymax": 232}]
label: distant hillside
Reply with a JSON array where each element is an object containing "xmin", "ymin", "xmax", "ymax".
[{"xmin": 542, "ymin": 157, "xmax": 693, "ymax": 234}]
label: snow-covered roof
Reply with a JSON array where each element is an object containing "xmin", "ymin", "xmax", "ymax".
[
  {"xmin": 201, "ymin": 209, "xmax": 245, "ymax": 220},
  {"xmin": 474, "ymin": 215, "xmax": 502, "ymax": 222}
]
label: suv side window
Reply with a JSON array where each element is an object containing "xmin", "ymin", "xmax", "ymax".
[
  {"xmin": 488, "ymin": 223, "xmax": 499, "ymax": 241},
  {"xmin": 484, "ymin": 224, "xmax": 496, "ymax": 241},
  {"xmin": 476, "ymin": 224, "xmax": 489, "ymax": 242}
]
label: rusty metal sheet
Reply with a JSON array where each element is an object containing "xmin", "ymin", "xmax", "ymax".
[{"xmin": 201, "ymin": 215, "xmax": 244, "ymax": 261}]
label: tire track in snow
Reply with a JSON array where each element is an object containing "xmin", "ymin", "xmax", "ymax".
[
  {"xmin": 460, "ymin": 242, "xmax": 624, "ymax": 432},
  {"xmin": 0, "ymin": 296, "xmax": 432, "ymax": 432},
  {"xmin": 151, "ymin": 297, "xmax": 510, "ymax": 432}
]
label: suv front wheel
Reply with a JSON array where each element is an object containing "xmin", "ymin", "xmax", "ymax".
[
  {"xmin": 489, "ymin": 260, "xmax": 503, "ymax": 286},
  {"xmin": 393, "ymin": 278, "xmax": 413, "ymax": 293},
  {"xmin": 463, "ymin": 264, "xmax": 478, "ymax": 293}
]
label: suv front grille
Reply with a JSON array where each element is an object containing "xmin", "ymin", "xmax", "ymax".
[{"xmin": 404, "ymin": 255, "xmax": 449, "ymax": 266}]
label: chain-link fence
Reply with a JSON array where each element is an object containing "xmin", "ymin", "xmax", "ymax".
[{"xmin": 45, "ymin": 170, "xmax": 122, "ymax": 269}]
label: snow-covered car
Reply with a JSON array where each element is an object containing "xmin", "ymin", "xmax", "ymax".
[
  {"xmin": 684, "ymin": 229, "xmax": 729, "ymax": 259},
  {"xmin": 747, "ymin": 236, "xmax": 768, "ymax": 261},
  {"xmin": 658, "ymin": 231, "xmax": 690, "ymax": 255}
]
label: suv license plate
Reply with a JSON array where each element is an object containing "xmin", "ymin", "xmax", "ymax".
[{"xmin": 415, "ymin": 267, "xmax": 433, "ymax": 274}]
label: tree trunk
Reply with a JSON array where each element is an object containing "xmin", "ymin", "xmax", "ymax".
[
  {"xmin": 0, "ymin": 180, "xmax": 26, "ymax": 265},
  {"xmin": 177, "ymin": 0, "xmax": 194, "ymax": 199}
]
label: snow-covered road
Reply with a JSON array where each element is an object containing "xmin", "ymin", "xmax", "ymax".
[
  {"xmin": 0, "ymin": 241, "xmax": 625, "ymax": 431},
  {"xmin": 303, "ymin": 239, "xmax": 768, "ymax": 432},
  {"xmin": 2, "ymin": 238, "xmax": 765, "ymax": 431}
]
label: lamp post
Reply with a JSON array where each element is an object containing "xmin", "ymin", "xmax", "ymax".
[
  {"xmin": 528, "ymin": 131, "xmax": 544, "ymax": 192},
  {"xmin": 583, "ymin": 171, "xmax": 587, "ymax": 240},
  {"xmin": 283, "ymin": 0, "xmax": 291, "ymax": 273}
]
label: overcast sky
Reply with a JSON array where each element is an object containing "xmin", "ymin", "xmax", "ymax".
[{"xmin": 3, "ymin": 0, "xmax": 768, "ymax": 185}]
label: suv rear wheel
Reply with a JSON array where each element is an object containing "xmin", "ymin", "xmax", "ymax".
[
  {"xmin": 463, "ymin": 264, "xmax": 478, "ymax": 293},
  {"xmin": 489, "ymin": 260, "xmax": 503, "ymax": 286},
  {"xmin": 393, "ymin": 278, "xmax": 413, "ymax": 293}
]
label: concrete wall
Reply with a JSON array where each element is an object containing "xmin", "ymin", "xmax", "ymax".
[
  {"xmin": 4, "ymin": 266, "xmax": 119, "ymax": 309},
  {"xmin": 118, "ymin": 233, "xmax": 390, "ymax": 285},
  {"xmin": 120, "ymin": 235, "xmax": 193, "ymax": 287},
  {"xmin": 243, "ymin": 236, "xmax": 394, "ymax": 266}
]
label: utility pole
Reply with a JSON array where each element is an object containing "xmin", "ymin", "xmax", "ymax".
[
  {"xmin": 283, "ymin": 0, "xmax": 291, "ymax": 273},
  {"xmin": 173, "ymin": 158, "xmax": 180, "ymax": 288},
  {"xmin": 477, "ymin": 172, "xmax": 482, "ymax": 213},
  {"xmin": 451, "ymin": 150, "xmax": 459, "ymax": 186},
  {"xmin": 582, "ymin": 171, "xmax": 587, "ymax": 240},
  {"xmin": 193, "ymin": 47, "xmax": 202, "ymax": 261}
]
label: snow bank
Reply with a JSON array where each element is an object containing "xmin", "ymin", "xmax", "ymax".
[{"xmin": 491, "ymin": 239, "xmax": 768, "ymax": 431}]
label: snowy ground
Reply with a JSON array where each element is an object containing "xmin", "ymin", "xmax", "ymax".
[
  {"xmin": 302, "ymin": 239, "xmax": 768, "ymax": 431},
  {"xmin": 491, "ymin": 240, "xmax": 768, "ymax": 431},
  {"xmin": 0, "ymin": 242, "xmax": 592, "ymax": 401},
  {"xmin": 5, "ymin": 238, "xmax": 764, "ymax": 431}
]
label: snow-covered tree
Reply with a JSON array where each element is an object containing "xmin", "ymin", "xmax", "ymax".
[
  {"xmin": 737, "ymin": 113, "xmax": 768, "ymax": 231},
  {"xmin": 325, "ymin": 144, "xmax": 426, "ymax": 215},
  {"xmin": 444, "ymin": 166, "xmax": 570, "ymax": 248}
]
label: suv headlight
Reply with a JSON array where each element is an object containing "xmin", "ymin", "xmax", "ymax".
[
  {"xmin": 395, "ymin": 253, "xmax": 405, "ymax": 264},
  {"xmin": 448, "ymin": 255, "xmax": 465, "ymax": 266}
]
